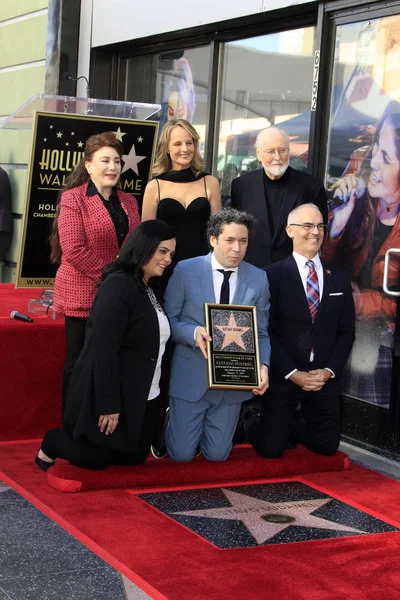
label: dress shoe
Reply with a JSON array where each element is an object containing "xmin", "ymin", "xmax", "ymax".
[
  {"xmin": 151, "ymin": 408, "xmax": 169, "ymax": 459},
  {"xmin": 235, "ymin": 399, "xmax": 261, "ymax": 443},
  {"xmin": 35, "ymin": 455, "xmax": 54, "ymax": 471},
  {"xmin": 243, "ymin": 412, "xmax": 260, "ymax": 436},
  {"xmin": 150, "ymin": 443, "xmax": 168, "ymax": 459},
  {"xmin": 286, "ymin": 435, "xmax": 297, "ymax": 450}
]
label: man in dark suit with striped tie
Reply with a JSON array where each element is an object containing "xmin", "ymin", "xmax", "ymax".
[{"xmin": 247, "ymin": 203, "xmax": 355, "ymax": 458}]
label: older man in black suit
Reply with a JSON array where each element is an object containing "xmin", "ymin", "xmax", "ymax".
[
  {"xmin": 231, "ymin": 127, "xmax": 328, "ymax": 269},
  {"xmin": 247, "ymin": 203, "xmax": 355, "ymax": 458}
]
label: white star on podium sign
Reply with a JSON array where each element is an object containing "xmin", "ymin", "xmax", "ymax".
[
  {"xmin": 173, "ymin": 488, "xmax": 366, "ymax": 545},
  {"xmin": 121, "ymin": 144, "xmax": 146, "ymax": 175},
  {"xmin": 113, "ymin": 127, "xmax": 126, "ymax": 143},
  {"xmin": 215, "ymin": 312, "xmax": 250, "ymax": 350}
]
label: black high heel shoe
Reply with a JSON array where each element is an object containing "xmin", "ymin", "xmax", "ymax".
[{"xmin": 35, "ymin": 455, "xmax": 55, "ymax": 471}]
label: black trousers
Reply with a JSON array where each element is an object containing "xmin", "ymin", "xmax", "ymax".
[
  {"xmin": 62, "ymin": 316, "xmax": 87, "ymax": 415},
  {"xmin": 248, "ymin": 380, "xmax": 341, "ymax": 458},
  {"xmin": 42, "ymin": 398, "xmax": 158, "ymax": 470}
]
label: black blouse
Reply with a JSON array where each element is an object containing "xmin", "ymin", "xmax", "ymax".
[{"xmin": 86, "ymin": 181, "xmax": 129, "ymax": 248}]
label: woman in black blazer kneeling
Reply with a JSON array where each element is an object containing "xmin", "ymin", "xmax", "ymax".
[{"xmin": 36, "ymin": 220, "xmax": 176, "ymax": 470}]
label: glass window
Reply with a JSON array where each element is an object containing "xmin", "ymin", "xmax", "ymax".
[
  {"xmin": 323, "ymin": 15, "xmax": 400, "ymax": 408},
  {"xmin": 124, "ymin": 46, "xmax": 212, "ymax": 157},
  {"xmin": 216, "ymin": 27, "xmax": 315, "ymax": 204}
]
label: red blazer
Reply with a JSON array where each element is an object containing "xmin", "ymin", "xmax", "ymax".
[{"xmin": 53, "ymin": 182, "xmax": 140, "ymax": 317}]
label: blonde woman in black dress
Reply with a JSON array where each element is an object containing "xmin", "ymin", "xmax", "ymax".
[{"xmin": 142, "ymin": 119, "xmax": 221, "ymax": 266}]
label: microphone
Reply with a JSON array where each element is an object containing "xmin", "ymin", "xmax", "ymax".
[
  {"xmin": 10, "ymin": 311, "xmax": 34, "ymax": 323},
  {"xmin": 62, "ymin": 72, "xmax": 90, "ymax": 98},
  {"xmin": 328, "ymin": 176, "xmax": 366, "ymax": 212}
]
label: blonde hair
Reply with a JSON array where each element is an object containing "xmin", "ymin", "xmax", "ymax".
[{"xmin": 152, "ymin": 119, "xmax": 204, "ymax": 177}]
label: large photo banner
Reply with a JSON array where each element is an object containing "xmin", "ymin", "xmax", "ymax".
[
  {"xmin": 323, "ymin": 15, "xmax": 400, "ymax": 408},
  {"xmin": 16, "ymin": 112, "xmax": 158, "ymax": 288}
]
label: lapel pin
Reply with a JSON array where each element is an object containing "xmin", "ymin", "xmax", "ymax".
[{"xmin": 326, "ymin": 269, "xmax": 332, "ymax": 275}]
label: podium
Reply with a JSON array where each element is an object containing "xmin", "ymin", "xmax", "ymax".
[
  {"xmin": 1, "ymin": 93, "xmax": 161, "ymax": 129},
  {"xmin": 0, "ymin": 95, "xmax": 161, "ymax": 439},
  {"xmin": 1, "ymin": 94, "xmax": 161, "ymax": 288}
]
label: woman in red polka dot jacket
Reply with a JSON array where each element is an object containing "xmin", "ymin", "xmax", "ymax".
[{"xmin": 50, "ymin": 131, "xmax": 140, "ymax": 413}]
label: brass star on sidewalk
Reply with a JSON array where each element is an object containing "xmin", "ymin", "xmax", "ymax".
[
  {"xmin": 215, "ymin": 312, "xmax": 250, "ymax": 351},
  {"xmin": 173, "ymin": 488, "xmax": 366, "ymax": 545}
]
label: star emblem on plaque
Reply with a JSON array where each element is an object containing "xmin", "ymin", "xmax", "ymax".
[{"xmin": 204, "ymin": 304, "xmax": 260, "ymax": 389}]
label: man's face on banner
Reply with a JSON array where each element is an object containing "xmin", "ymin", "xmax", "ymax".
[{"xmin": 369, "ymin": 117, "xmax": 400, "ymax": 205}]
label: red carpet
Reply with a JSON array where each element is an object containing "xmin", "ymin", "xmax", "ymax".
[
  {"xmin": 46, "ymin": 443, "xmax": 349, "ymax": 492},
  {"xmin": 0, "ymin": 284, "xmax": 64, "ymax": 440},
  {"xmin": 2, "ymin": 440, "xmax": 400, "ymax": 599}
]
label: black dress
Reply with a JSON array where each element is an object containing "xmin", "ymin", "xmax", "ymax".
[{"xmin": 155, "ymin": 169, "xmax": 211, "ymax": 264}]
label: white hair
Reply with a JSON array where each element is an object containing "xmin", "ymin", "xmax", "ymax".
[
  {"xmin": 255, "ymin": 127, "xmax": 290, "ymax": 149},
  {"xmin": 287, "ymin": 203, "xmax": 322, "ymax": 225}
]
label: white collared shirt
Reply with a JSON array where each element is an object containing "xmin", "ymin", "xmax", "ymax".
[
  {"xmin": 292, "ymin": 251, "xmax": 324, "ymax": 299},
  {"xmin": 211, "ymin": 252, "xmax": 239, "ymax": 304},
  {"xmin": 193, "ymin": 254, "xmax": 239, "ymax": 344}
]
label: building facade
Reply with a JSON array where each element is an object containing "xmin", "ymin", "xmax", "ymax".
[{"xmin": 2, "ymin": 0, "xmax": 400, "ymax": 457}]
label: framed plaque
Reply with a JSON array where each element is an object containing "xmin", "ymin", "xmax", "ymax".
[{"xmin": 204, "ymin": 303, "xmax": 261, "ymax": 390}]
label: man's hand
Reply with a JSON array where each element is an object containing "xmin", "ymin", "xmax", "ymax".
[
  {"xmin": 98, "ymin": 413, "xmax": 120, "ymax": 435},
  {"xmin": 289, "ymin": 370, "xmax": 328, "ymax": 392},
  {"xmin": 253, "ymin": 364, "xmax": 269, "ymax": 395},
  {"xmin": 309, "ymin": 368, "xmax": 332, "ymax": 386},
  {"xmin": 195, "ymin": 326, "xmax": 212, "ymax": 359}
]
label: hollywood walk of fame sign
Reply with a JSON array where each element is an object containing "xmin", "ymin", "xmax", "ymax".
[
  {"xmin": 16, "ymin": 111, "xmax": 158, "ymax": 288},
  {"xmin": 204, "ymin": 303, "xmax": 260, "ymax": 389}
]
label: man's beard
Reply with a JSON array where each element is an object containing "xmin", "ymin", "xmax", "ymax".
[{"xmin": 264, "ymin": 162, "xmax": 289, "ymax": 179}]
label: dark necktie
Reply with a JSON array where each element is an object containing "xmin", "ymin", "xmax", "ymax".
[
  {"xmin": 306, "ymin": 260, "xmax": 320, "ymax": 322},
  {"xmin": 218, "ymin": 270, "xmax": 233, "ymax": 304}
]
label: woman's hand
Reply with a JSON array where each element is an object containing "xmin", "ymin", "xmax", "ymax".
[
  {"xmin": 98, "ymin": 413, "xmax": 120, "ymax": 435},
  {"xmin": 329, "ymin": 174, "xmax": 359, "ymax": 239}
]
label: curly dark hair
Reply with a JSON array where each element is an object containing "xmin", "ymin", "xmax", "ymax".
[{"xmin": 206, "ymin": 207, "xmax": 256, "ymax": 244}]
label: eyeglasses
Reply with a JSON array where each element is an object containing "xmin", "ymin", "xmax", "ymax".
[
  {"xmin": 289, "ymin": 223, "xmax": 327, "ymax": 232},
  {"xmin": 257, "ymin": 147, "xmax": 290, "ymax": 158}
]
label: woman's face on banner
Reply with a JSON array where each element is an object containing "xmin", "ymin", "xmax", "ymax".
[
  {"xmin": 369, "ymin": 117, "xmax": 400, "ymax": 204},
  {"xmin": 167, "ymin": 91, "xmax": 188, "ymax": 120}
]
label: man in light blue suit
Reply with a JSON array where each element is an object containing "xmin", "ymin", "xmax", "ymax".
[{"xmin": 163, "ymin": 208, "xmax": 271, "ymax": 462}]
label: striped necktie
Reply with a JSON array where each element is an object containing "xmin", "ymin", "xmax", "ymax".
[{"xmin": 306, "ymin": 260, "xmax": 319, "ymax": 322}]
